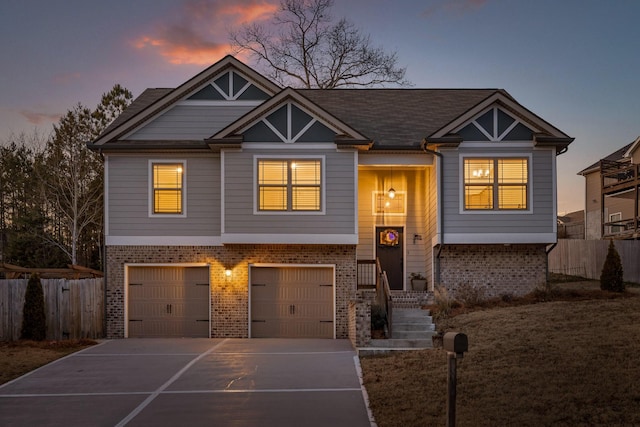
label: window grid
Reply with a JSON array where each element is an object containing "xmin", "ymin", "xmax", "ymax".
[
  {"xmin": 464, "ymin": 158, "xmax": 528, "ymax": 211},
  {"xmin": 152, "ymin": 163, "xmax": 184, "ymax": 214},
  {"xmin": 258, "ymin": 159, "xmax": 321, "ymax": 211}
]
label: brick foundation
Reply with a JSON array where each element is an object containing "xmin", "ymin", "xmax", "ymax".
[
  {"xmin": 106, "ymin": 244, "xmax": 356, "ymax": 339},
  {"xmin": 439, "ymin": 244, "xmax": 547, "ymax": 298}
]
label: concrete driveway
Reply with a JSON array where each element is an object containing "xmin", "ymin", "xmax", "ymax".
[{"xmin": 0, "ymin": 339, "xmax": 373, "ymax": 427}]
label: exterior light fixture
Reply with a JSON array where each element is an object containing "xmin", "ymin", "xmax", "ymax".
[
  {"xmin": 225, "ymin": 269, "xmax": 232, "ymax": 277},
  {"xmin": 388, "ymin": 187, "xmax": 396, "ymax": 199}
]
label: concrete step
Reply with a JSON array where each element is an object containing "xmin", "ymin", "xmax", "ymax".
[
  {"xmin": 392, "ymin": 330, "xmax": 436, "ymax": 340},
  {"xmin": 368, "ymin": 337, "xmax": 435, "ymax": 349},
  {"xmin": 393, "ymin": 322, "xmax": 436, "ymax": 332}
]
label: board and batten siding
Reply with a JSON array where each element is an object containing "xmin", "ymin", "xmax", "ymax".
[
  {"xmin": 127, "ymin": 105, "xmax": 256, "ymax": 140},
  {"xmin": 440, "ymin": 147, "xmax": 556, "ymax": 237},
  {"xmin": 223, "ymin": 149, "xmax": 356, "ymax": 235},
  {"xmin": 107, "ymin": 153, "xmax": 220, "ymax": 237}
]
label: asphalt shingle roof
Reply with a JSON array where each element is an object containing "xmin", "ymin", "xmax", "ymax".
[
  {"xmin": 298, "ymin": 89, "xmax": 502, "ymax": 147},
  {"xmin": 578, "ymin": 142, "xmax": 634, "ymax": 175}
]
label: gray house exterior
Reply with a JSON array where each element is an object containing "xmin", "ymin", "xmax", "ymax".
[{"xmin": 89, "ymin": 56, "xmax": 573, "ymax": 339}]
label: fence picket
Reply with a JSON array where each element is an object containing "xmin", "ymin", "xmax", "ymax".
[
  {"xmin": 0, "ymin": 278, "xmax": 104, "ymax": 341},
  {"xmin": 549, "ymin": 239, "xmax": 640, "ymax": 283}
]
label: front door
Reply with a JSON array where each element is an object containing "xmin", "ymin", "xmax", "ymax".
[{"xmin": 376, "ymin": 227, "xmax": 404, "ymax": 290}]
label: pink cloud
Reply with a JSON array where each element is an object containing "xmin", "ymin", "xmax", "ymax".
[
  {"xmin": 422, "ymin": 0, "xmax": 487, "ymax": 18},
  {"xmin": 132, "ymin": 0, "xmax": 277, "ymax": 65},
  {"xmin": 20, "ymin": 110, "xmax": 62, "ymax": 125}
]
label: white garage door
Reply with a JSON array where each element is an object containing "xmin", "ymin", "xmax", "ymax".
[
  {"xmin": 127, "ymin": 266, "xmax": 210, "ymax": 338},
  {"xmin": 250, "ymin": 266, "xmax": 334, "ymax": 338}
]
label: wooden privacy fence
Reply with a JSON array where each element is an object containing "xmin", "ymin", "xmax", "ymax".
[
  {"xmin": 0, "ymin": 278, "xmax": 104, "ymax": 341},
  {"xmin": 548, "ymin": 239, "xmax": 640, "ymax": 284}
]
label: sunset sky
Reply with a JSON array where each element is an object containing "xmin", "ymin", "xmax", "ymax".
[{"xmin": 1, "ymin": 0, "xmax": 639, "ymax": 213}]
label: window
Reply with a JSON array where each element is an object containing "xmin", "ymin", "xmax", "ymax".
[
  {"xmin": 464, "ymin": 158, "xmax": 528, "ymax": 210},
  {"xmin": 609, "ymin": 212, "xmax": 622, "ymax": 234},
  {"xmin": 373, "ymin": 192, "xmax": 406, "ymax": 215},
  {"xmin": 257, "ymin": 159, "xmax": 321, "ymax": 211},
  {"xmin": 151, "ymin": 162, "xmax": 184, "ymax": 215}
]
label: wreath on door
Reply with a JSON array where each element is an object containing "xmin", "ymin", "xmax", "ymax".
[{"xmin": 379, "ymin": 228, "xmax": 400, "ymax": 246}]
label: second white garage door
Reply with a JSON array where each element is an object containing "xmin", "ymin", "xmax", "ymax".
[{"xmin": 250, "ymin": 266, "xmax": 334, "ymax": 338}]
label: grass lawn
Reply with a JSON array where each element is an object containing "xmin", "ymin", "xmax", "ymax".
[
  {"xmin": 0, "ymin": 339, "xmax": 97, "ymax": 385},
  {"xmin": 361, "ymin": 280, "xmax": 640, "ymax": 426}
]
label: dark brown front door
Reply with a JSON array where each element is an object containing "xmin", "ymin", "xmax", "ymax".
[{"xmin": 376, "ymin": 227, "xmax": 404, "ymax": 290}]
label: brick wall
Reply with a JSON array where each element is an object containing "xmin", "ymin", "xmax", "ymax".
[
  {"xmin": 106, "ymin": 244, "xmax": 356, "ymax": 339},
  {"xmin": 348, "ymin": 294, "xmax": 372, "ymax": 348},
  {"xmin": 439, "ymin": 244, "xmax": 547, "ymax": 298}
]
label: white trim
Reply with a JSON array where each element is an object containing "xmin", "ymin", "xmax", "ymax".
[
  {"xmin": 435, "ymin": 155, "xmax": 442, "ymax": 240},
  {"xmin": 124, "ymin": 263, "xmax": 211, "ymax": 339},
  {"xmin": 551, "ymin": 149, "xmax": 558, "ymax": 234},
  {"xmin": 106, "ymin": 236, "xmax": 223, "ymax": 246},
  {"xmin": 104, "ymin": 156, "xmax": 110, "ymax": 237},
  {"xmin": 458, "ymin": 153, "xmax": 533, "ymax": 214},
  {"xmin": 220, "ymin": 151, "xmax": 225, "ymax": 235},
  {"xmin": 148, "ymin": 159, "xmax": 187, "ymax": 218},
  {"xmin": 177, "ymin": 100, "xmax": 263, "ymax": 107},
  {"xmin": 358, "ymin": 154, "xmax": 432, "ymax": 166},
  {"xmin": 371, "ymin": 191, "xmax": 407, "ymax": 216},
  {"xmin": 623, "ymin": 135, "xmax": 640, "ymax": 158},
  {"xmin": 459, "ymin": 142, "xmax": 533, "ymax": 149},
  {"xmin": 242, "ymin": 142, "xmax": 336, "ymax": 150},
  {"xmin": 248, "ymin": 264, "xmax": 336, "ymax": 339},
  {"xmin": 353, "ymin": 152, "xmax": 359, "ymax": 236},
  {"xmin": 221, "ymin": 233, "xmax": 358, "ymax": 244},
  {"xmin": 253, "ymin": 155, "xmax": 326, "ymax": 215},
  {"xmin": 444, "ymin": 232, "xmax": 557, "ymax": 244},
  {"xmin": 263, "ymin": 118, "xmax": 288, "ymax": 143}
]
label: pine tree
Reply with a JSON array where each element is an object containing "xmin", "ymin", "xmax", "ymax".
[
  {"xmin": 600, "ymin": 240, "xmax": 625, "ymax": 292},
  {"xmin": 21, "ymin": 274, "xmax": 47, "ymax": 340}
]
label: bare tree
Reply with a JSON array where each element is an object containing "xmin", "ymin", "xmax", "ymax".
[
  {"xmin": 39, "ymin": 85, "xmax": 132, "ymax": 266},
  {"xmin": 230, "ymin": 0, "xmax": 410, "ymax": 88}
]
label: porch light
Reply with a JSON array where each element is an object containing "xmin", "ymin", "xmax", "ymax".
[
  {"xmin": 388, "ymin": 187, "xmax": 396, "ymax": 199},
  {"xmin": 225, "ymin": 269, "xmax": 232, "ymax": 277}
]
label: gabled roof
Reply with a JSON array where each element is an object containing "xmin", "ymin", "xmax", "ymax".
[
  {"xmin": 90, "ymin": 56, "xmax": 281, "ymax": 147},
  {"xmin": 298, "ymin": 88, "xmax": 500, "ymax": 148},
  {"xmin": 209, "ymin": 87, "xmax": 371, "ymax": 147},
  {"xmin": 578, "ymin": 141, "xmax": 634, "ymax": 176},
  {"xmin": 623, "ymin": 135, "xmax": 640, "ymax": 158}
]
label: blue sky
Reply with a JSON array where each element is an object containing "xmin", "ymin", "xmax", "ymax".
[{"xmin": 1, "ymin": 0, "xmax": 639, "ymax": 214}]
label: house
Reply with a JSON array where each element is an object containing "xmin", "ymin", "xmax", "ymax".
[
  {"xmin": 88, "ymin": 56, "xmax": 573, "ymax": 339},
  {"xmin": 578, "ymin": 136, "xmax": 640, "ymax": 240}
]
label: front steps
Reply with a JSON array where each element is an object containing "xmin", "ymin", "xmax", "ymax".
[{"xmin": 358, "ymin": 307, "xmax": 437, "ymax": 356}]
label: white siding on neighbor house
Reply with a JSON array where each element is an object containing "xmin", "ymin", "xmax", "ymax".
[
  {"xmin": 107, "ymin": 153, "xmax": 220, "ymax": 237},
  {"xmin": 440, "ymin": 147, "xmax": 556, "ymax": 240},
  {"xmin": 223, "ymin": 149, "xmax": 356, "ymax": 236},
  {"xmin": 584, "ymin": 172, "xmax": 601, "ymax": 240},
  {"xmin": 356, "ymin": 168, "xmax": 432, "ymax": 286},
  {"xmin": 127, "ymin": 105, "xmax": 255, "ymax": 140}
]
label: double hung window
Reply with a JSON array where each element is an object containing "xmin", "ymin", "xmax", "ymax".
[
  {"xmin": 151, "ymin": 162, "xmax": 184, "ymax": 215},
  {"xmin": 257, "ymin": 159, "xmax": 321, "ymax": 211},
  {"xmin": 464, "ymin": 158, "xmax": 528, "ymax": 210}
]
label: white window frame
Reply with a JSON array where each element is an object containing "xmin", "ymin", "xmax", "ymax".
[
  {"xmin": 609, "ymin": 212, "xmax": 623, "ymax": 234},
  {"xmin": 459, "ymin": 153, "xmax": 533, "ymax": 214},
  {"xmin": 148, "ymin": 159, "xmax": 187, "ymax": 218},
  {"xmin": 253, "ymin": 155, "xmax": 326, "ymax": 215},
  {"xmin": 372, "ymin": 191, "xmax": 407, "ymax": 216}
]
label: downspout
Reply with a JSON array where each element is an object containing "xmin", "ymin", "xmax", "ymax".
[
  {"xmin": 545, "ymin": 242, "xmax": 557, "ymax": 285},
  {"xmin": 421, "ymin": 139, "xmax": 444, "ymax": 286},
  {"xmin": 98, "ymin": 148, "xmax": 108, "ymax": 338}
]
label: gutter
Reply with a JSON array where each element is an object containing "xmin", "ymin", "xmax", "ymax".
[{"xmin": 421, "ymin": 139, "xmax": 445, "ymax": 286}]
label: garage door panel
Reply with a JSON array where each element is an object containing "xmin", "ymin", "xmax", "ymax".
[
  {"xmin": 128, "ymin": 266, "xmax": 210, "ymax": 338},
  {"xmin": 251, "ymin": 266, "xmax": 334, "ymax": 338}
]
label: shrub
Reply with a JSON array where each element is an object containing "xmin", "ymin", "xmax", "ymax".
[
  {"xmin": 433, "ymin": 285, "xmax": 454, "ymax": 318},
  {"xmin": 455, "ymin": 283, "xmax": 488, "ymax": 307},
  {"xmin": 21, "ymin": 274, "xmax": 47, "ymax": 340},
  {"xmin": 600, "ymin": 240, "xmax": 625, "ymax": 292}
]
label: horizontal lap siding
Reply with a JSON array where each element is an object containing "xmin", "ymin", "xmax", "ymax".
[
  {"xmin": 442, "ymin": 147, "xmax": 555, "ymax": 235},
  {"xmin": 224, "ymin": 150, "xmax": 356, "ymax": 234},
  {"xmin": 128, "ymin": 105, "xmax": 254, "ymax": 140},
  {"xmin": 108, "ymin": 154, "xmax": 220, "ymax": 236}
]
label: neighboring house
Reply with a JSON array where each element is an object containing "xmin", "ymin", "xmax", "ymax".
[
  {"xmin": 88, "ymin": 56, "xmax": 573, "ymax": 339},
  {"xmin": 578, "ymin": 136, "xmax": 640, "ymax": 240},
  {"xmin": 557, "ymin": 210, "xmax": 585, "ymax": 239}
]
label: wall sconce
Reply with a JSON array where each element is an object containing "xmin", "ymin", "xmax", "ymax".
[
  {"xmin": 224, "ymin": 269, "xmax": 232, "ymax": 279},
  {"xmin": 413, "ymin": 234, "xmax": 423, "ymax": 244},
  {"xmin": 388, "ymin": 187, "xmax": 396, "ymax": 199}
]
